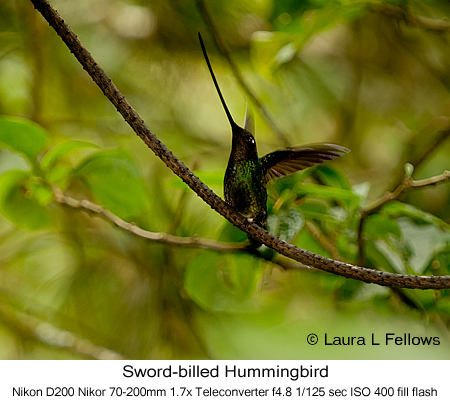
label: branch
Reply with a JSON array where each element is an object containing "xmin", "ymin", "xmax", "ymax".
[
  {"xmin": 30, "ymin": 0, "xmax": 450, "ymax": 290},
  {"xmin": 54, "ymin": 188, "xmax": 311, "ymax": 271},
  {"xmin": 388, "ymin": 123, "xmax": 450, "ymax": 192},
  {"xmin": 358, "ymin": 170, "xmax": 450, "ymax": 264},
  {"xmin": 54, "ymin": 188, "xmax": 246, "ymax": 252},
  {"xmin": 363, "ymin": 170, "xmax": 450, "ymax": 216},
  {"xmin": 194, "ymin": 0, "xmax": 290, "ymax": 147},
  {"xmin": 370, "ymin": 3, "xmax": 450, "ymax": 32},
  {"xmin": 0, "ymin": 302, "xmax": 122, "ymax": 360}
]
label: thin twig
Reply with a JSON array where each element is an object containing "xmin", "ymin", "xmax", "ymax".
[
  {"xmin": 389, "ymin": 124, "xmax": 450, "ymax": 192},
  {"xmin": 363, "ymin": 170, "xmax": 450, "ymax": 216},
  {"xmin": 30, "ymin": 0, "xmax": 450, "ymax": 290},
  {"xmin": 54, "ymin": 188, "xmax": 310, "ymax": 271},
  {"xmin": 358, "ymin": 170, "xmax": 450, "ymax": 264},
  {"xmin": 54, "ymin": 188, "xmax": 246, "ymax": 252},
  {"xmin": 195, "ymin": 0, "xmax": 290, "ymax": 146},
  {"xmin": 55, "ymin": 189, "xmax": 318, "ymax": 275},
  {"xmin": 370, "ymin": 3, "xmax": 450, "ymax": 32},
  {"xmin": 0, "ymin": 303, "xmax": 122, "ymax": 360}
]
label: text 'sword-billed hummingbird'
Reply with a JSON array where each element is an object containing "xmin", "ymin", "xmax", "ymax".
[{"xmin": 199, "ymin": 33, "xmax": 349, "ymax": 246}]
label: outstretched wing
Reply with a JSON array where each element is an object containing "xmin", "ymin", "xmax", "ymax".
[{"xmin": 260, "ymin": 143, "xmax": 349, "ymax": 183}]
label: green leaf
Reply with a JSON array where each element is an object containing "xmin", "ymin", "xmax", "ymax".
[
  {"xmin": 398, "ymin": 219, "xmax": 450, "ymax": 274},
  {"xmin": 375, "ymin": 240, "xmax": 407, "ymax": 273},
  {"xmin": 74, "ymin": 148, "xmax": 150, "ymax": 220},
  {"xmin": 0, "ymin": 116, "xmax": 49, "ymax": 162},
  {"xmin": 41, "ymin": 140, "xmax": 99, "ymax": 172},
  {"xmin": 311, "ymin": 164, "xmax": 352, "ymax": 190},
  {"xmin": 382, "ymin": 201, "xmax": 449, "ymax": 230},
  {"xmin": 336, "ymin": 230, "xmax": 358, "ymax": 261},
  {"xmin": 28, "ymin": 179, "xmax": 54, "ymax": 206},
  {"xmin": 267, "ymin": 168, "xmax": 312, "ymax": 193},
  {"xmin": 298, "ymin": 200, "xmax": 339, "ymax": 223},
  {"xmin": 44, "ymin": 164, "xmax": 73, "ymax": 188},
  {"xmin": 425, "ymin": 245, "xmax": 450, "ymax": 276},
  {"xmin": 294, "ymin": 184, "xmax": 361, "ymax": 202},
  {"xmin": 364, "ymin": 214, "xmax": 402, "ymax": 239},
  {"xmin": 362, "ymin": 206, "xmax": 449, "ymax": 274},
  {"xmin": 0, "ymin": 170, "xmax": 52, "ymax": 230},
  {"xmin": 267, "ymin": 208, "xmax": 304, "ymax": 242},
  {"xmin": 364, "ymin": 240, "xmax": 400, "ymax": 272}
]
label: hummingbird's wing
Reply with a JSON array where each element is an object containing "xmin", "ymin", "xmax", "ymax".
[{"xmin": 260, "ymin": 143, "xmax": 349, "ymax": 184}]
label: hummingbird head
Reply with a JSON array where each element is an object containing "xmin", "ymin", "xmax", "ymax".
[{"xmin": 231, "ymin": 123, "xmax": 259, "ymax": 161}]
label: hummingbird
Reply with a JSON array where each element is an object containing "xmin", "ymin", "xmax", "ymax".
[{"xmin": 198, "ymin": 33, "xmax": 349, "ymax": 247}]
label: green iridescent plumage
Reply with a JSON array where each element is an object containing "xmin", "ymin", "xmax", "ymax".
[
  {"xmin": 199, "ymin": 33, "xmax": 349, "ymax": 247},
  {"xmin": 225, "ymin": 157, "xmax": 267, "ymax": 227}
]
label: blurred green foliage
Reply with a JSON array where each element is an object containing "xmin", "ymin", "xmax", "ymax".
[{"xmin": 0, "ymin": 0, "xmax": 449, "ymax": 359}]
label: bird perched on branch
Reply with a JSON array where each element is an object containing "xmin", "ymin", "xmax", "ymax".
[{"xmin": 199, "ymin": 33, "xmax": 349, "ymax": 247}]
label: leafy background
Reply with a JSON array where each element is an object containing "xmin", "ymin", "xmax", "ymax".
[{"xmin": 0, "ymin": 0, "xmax": 449, "ymax": 359}]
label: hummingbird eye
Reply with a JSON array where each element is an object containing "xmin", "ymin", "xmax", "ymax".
[{"xmin": 248, "ymin": 136, "xmax": 255, "ymax": 145}]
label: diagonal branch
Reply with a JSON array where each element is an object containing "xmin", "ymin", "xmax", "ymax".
[{"xmin": 30, "ymin": 0, "xmax": 450, "ymax": 290}]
